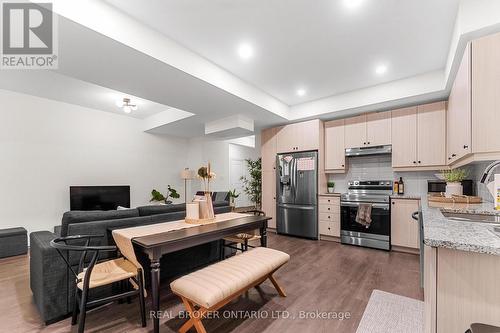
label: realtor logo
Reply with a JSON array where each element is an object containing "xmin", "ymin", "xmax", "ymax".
[{"xmin": 1, "ymin": 1, "xmax": 58, "ymax": 69}]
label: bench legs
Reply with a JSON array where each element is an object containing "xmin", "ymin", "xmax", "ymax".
[{"xmin": 177, "ymin": 272, "xmax": 286, "ymax": 333}]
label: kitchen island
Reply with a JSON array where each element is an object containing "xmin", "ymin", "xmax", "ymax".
[{"xmin": 421, "ymin": 198, "xmax": 500, "ymax": 333}]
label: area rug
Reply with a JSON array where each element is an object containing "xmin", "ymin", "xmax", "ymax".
[{"xmin": 356, "ymin": 290, "xmax": 423, "ymax": 333}]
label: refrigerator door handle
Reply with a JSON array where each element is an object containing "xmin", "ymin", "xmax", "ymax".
[{"xmin": 278, "ymin": 204, "xmax": 316, "ymax": 210}]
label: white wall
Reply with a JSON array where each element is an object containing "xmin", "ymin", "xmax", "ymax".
[{"xmin": 0, "ymin": 89, "xmax": 189, "ymax": 234}]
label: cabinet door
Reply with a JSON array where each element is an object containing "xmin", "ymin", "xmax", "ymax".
[
  {"xmin": 297, "ymin": 119, "xmax": 320, "ymax": 151},
  {"xmin": 261, "ymin": 127, "xmax": 277, "ymax": 172},
  {"xmin": 417, "ymin": 102, "xmax": 446, "ymax": 167},
  {"xmin": 391, "ymin": 199, "xmax": 420, "ymax": 249},
  {"xmin": 472, "ymin": 32, "xmax": 500, "ymax": 153},
  {"xmin": 261, "ymin": 170, "xmax": 276, "ymax": 229},
  {"xmin": 391, "ymin": 107, "xmax": 418, "ymax": 168},
  {"xmin": 276, "ymin": 124, "xmax": 297, "ymax": 153},
  {"xmin": 324, "ymin": 119, "xmax": 345, "ymax": 170},
  {"xmin": 366, "ymin": 111, "xmax": 391, "ymax": 146},
  {"xmin": 447, "ymin": 43, "xmax": 472, "ymax": 163},
  {"xmin": 344, "ymin": 114, "xmax": 366, "ymax": 149}
]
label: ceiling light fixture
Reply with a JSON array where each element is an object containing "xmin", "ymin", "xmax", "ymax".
[
  {"xmin": 296, "ymin": 89, "xmax": 307, "ymax": 97},
  {"xmin": 343, "ymin": 0, "xmax": 364, "ymax": 9},
  {"xmin": 237, "ymin": 43, "xmax": 254, "ymax": 60},
  {"xmin": 375, "ymin": 64, "xmax": 388, "ymax": 75},
  {"xmin": 116, "ymin": 97, "xmax": 138, "ymax": 114}
]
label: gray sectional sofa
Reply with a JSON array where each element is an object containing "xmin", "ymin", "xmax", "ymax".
[{"xmin": 30, "ymin": 201, "xmax": 231, "ymax": 324}]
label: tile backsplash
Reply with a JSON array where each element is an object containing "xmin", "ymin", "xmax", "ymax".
[{"xmin": 327, "ymin": 155, "xmax": 438, "ymax": 195}]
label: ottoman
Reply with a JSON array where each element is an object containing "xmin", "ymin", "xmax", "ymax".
[{"xmin": 0, "ymin": 227, "xmax": 28, "ymax": 258}]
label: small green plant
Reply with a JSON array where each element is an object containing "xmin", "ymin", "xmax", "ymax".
[
  {"xmin": 442, "ymin": 168, "xmax": 468, "ymax": 183},
  {"xmin": 228, "ymin": 189, "xmax": 240, "ymax": 199},
  {"xmin": 327, "ymin": 181, "xmax": 335, "ymax": 188},
  {"xmin": 150, "ymin": 185, "xmax": 180, "ymax": 204}
]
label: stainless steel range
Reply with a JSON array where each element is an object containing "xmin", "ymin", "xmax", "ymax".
[{"xmin": 340, "ymin": 180, "xmax": 392, "ymax": 250}]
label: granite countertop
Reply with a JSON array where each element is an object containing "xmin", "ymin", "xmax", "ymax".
[
  {"xmin": 391, "ymin": 194, "xmax": 422, "ymax": 200},
  {"xmin": 319, "ymin": 193, "xmax": 341, "ymax": 197},
  {"xmin": 421, "ymin": 198, "xmax": 500, "ymax": 256}
]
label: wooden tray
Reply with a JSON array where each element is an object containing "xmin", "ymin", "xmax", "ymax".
[
  {"xmin": 428, "ymin": 194, "xmax": 482, "ymax": 204},
  {"xmin": 185, "ymin": 217, "xmax": 216, "ymax": 225}
]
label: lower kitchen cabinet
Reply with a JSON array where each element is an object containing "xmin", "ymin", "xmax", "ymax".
[
  {"xmin": 424, "ymin": 246, "xmax": 500, "ymax": 333},
  {"xmin": 390, "ymin": 199, "xmax": 420, "ymax": 250},
  {"xmin": 261, "ymin": 170, "xmax": 276, "ymax": 229},
  {"xmin": 318, "ymin": 196, "xmax": 340, "ymax": 239}
]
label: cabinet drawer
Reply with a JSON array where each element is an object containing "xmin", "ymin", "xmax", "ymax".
[
  {"xmin": 319, "ymin": 204, "xmax": 340, "ymax": 214},
  {"xmin": 319, "ymin": 197, "xmax": 340, "ymax": 205},
  {"xmin": 319, "ymin": 221, "xmax": 340, "ymax": 237},
  {"xmin": 319, "ymin": 212, "xmax": 339, "ymax": 223}
]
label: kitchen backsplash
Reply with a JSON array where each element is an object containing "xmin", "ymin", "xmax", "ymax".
[
  {"xmin": 327, "ymin": 155, "xmax": 493, "ymax": 201},
  {"xmin": 327, "ymin": 155, "xmax": 437, "ymax": 195}
]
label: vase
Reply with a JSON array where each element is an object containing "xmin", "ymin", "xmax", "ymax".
[
  {"xmin": 327, "ymin": 187, "xmax": 334, "ymax": 194},
  {"xmin": 445, "ymin": 182, "xmax": 463, "ymax": 197},
  {"xmin": 199, "ymin": 192, "xmax": 215, "ymax": 219}
]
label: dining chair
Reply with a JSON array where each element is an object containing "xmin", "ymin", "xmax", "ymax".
[
  {"xmin": 221, "ymin": 209, "xmax": 264, "ymax": 257},
  {"xmin": 50, "ymin": 235, "xmax": 146, "ymax": 333}
]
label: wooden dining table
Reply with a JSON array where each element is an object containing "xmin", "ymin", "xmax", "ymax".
[{"xmin": 130, "ymin": 214, "xmax": 270, "ymax": 333}]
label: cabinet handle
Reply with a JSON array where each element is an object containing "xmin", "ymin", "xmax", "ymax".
[
  {"xmin": 328, "ymin": 199, "xmax": 330, "ymax": 202},
  {"xmin": 328, "ymin": 216, "xmax": 331, "ymax": 219},
  {"xmin": 413, "ymin": 161, "xmax": 417, "ymax": 164},
  {"xmin": 463, "ymin": 145, "xmax": 469, "ymax": 149},
  {"xmin": 392, "ymin": 202, "xmax": 395, "ymax": 205},
  {"xmin": 418, "ymin": 161, "xmax": 421, "ymax": 164},
  {"xmin": 327, "ymin": 207, "xmax": 331, "ymax": 210},
  {"xmin": 341, "ymin": 164, "xmax": 345, "ymax": 167},
  {"xmin": 367, "ymin": 141, "xmax": 371, "ymax": 145},
  {"xmin": 451, "ymin": 153, "xmax": 456, "ymax": 157},
  {"xmin": 363, "ymin": 142, "xmax": 366, "ymax": 145},
  {"xmin": 448, "ymin": 157, "xmax": 452, "ymax": 160}
]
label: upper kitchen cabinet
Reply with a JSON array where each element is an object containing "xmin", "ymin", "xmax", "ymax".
[
  {"xmin": 344, "ymin": 112, "xmax": 391, "ymax": 149},
  {"xmin": 276, "ymin": 119, "xmax": 321, "ymax": 153},
  {"xmin": 417, "ymin": 102, "xmax": 447, "ymax": 167},
  {"xmin": 391, "ymin": 102, "xmax": 446, "ymax": 169},
  {"xmin": 261, "ymin": 127, "xmax": 278, "ymax": 172},
  {"xmin": 447, "ymin": 43, "xmax": 472, "ymax": 164},
  {"xmin": 391, "ymin": 106, "xmax": 418, "ymax": 168},
  {"xmin": 366, "ymin": 111, "xmax": 392, "ymax": 146},
  {"xmin": 344, "ymin": 114, "xmax": 366, "ymax": 149},
  {"xmin": 472, "ymin": 32, "xmax": 500, "ymax": 154},
  {"xmin": 324, "ymin": 119, "xmax": 346, "ymax": 172}
]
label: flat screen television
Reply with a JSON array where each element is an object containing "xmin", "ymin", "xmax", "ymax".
[{"xmin": 70, "ymin": 186, "xmax": 130, "ymax": 211}]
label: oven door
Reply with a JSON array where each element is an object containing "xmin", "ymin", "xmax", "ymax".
[{"xmin": 340, "ymin": 201, "xmax": 391, "ymax": 250}]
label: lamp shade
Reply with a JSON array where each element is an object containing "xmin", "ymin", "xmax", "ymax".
[{"xmin": 180, "ymin": 168, "xmax": 195, "ymax": 180}]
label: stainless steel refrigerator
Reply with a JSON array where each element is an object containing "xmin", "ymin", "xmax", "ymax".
[{"xmin": 276, "ymin": 151, "xmax": 318, "ymax": 239}]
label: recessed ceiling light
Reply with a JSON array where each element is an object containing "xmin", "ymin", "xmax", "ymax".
[
  {"xmin": 343, "ymin": 0, "xmax": 364, "ymax": 9},
  {"xmin": 296, "ymin": 89, "xmax": 306, "ymax": 97},
  {"xmin": 237, "ymin": 43, "xmax": 254, "ymax": 60},
  {"xmin": 375, "ymin": 64, "xmax": 388, "ymax": 75}
]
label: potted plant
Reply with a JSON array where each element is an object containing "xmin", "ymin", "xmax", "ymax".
[
  {"xmin": 327, "ymin": 181, "xmax": 335, "ymax": 194},
  {"xmin": 150, "ymin": 185, "xmax": 180, "ymax": 204},
  {"xmin": 196, "ymin": 163, "xmax": 216, "ymax": 219},
  {"xmin": 228, "ymin": 189, "xmax": 240, "ymax": 210},
  {"xmin": 442, "ymin": 168, "xmax": 468, "ymax": 197},
  {"xmin": 240, "ymin": 158, "xmax": 262, "ymax": 209}
]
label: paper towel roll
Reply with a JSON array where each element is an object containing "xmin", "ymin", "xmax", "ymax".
[{"xmin": 186, "ymin": 202, "xmax": 199, "ymax": 219}]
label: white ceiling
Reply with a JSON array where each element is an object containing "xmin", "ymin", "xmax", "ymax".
[
  {"xmin": 105, "ymin": 0, "xmax": 460, "ymax": 105},
  {"xmin": 0, "ymin": 70, "xmax": 192, "ymax": 120}
]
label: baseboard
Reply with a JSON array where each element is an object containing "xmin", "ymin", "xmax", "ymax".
[
  {"xmin": 391, "ymin": 245, "xmax": 419, "ymax": 255},
  {"xmin": 319, "ymin": 235, "xmax": 341, "ymax": 242}
]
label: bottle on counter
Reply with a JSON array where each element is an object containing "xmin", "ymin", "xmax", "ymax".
[
  {"xmin": 398, "ymin": 176, "xmax": 405, "ymax": 195},
  {"xmin": 393, "ymin": 181, "xmax": 399, "ymax": 194}
]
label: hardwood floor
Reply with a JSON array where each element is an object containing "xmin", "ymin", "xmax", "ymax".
[{"xmin": 0, "ymin": 233, "xmax": 422, "ymax": 333}]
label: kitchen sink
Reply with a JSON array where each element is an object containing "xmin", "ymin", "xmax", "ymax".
[{"xmin": 441, "ymin": 210, "xmax": 500, "ymax": 224}]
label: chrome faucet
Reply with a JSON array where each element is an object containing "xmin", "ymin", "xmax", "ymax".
[
  {"xmin": 480, "ymin": 160, "xmax": 500, "ymax": 199},
  {"xmin": 480, "ymin": 160, "xmax": 500, "ymax": 184}
]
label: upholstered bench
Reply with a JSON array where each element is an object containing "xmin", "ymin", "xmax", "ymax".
[
  {"xmin": 170, "ymin": 247, "xmax": 290, "ymax": 333},
  {"xmin": 0, "ymin": 227, "xmax": 27, "ymax": 258}
]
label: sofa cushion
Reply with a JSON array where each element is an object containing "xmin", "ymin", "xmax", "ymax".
[
  {"xmin": 60, "ymin": 209, "xmax": 139, "ymax": 237},
  {"xmin": 137, "ymin": 203, "xmax": 186, "ymax": 216}
]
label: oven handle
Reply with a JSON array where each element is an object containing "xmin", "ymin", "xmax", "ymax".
[{"xmin": 341, "ymin": 202, "xmax": 390, "ymax": 210}]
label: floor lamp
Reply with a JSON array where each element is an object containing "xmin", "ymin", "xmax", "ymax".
[{"xmin": 180, "ymin": 168, "xmax": 196, "ymax": 204}]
